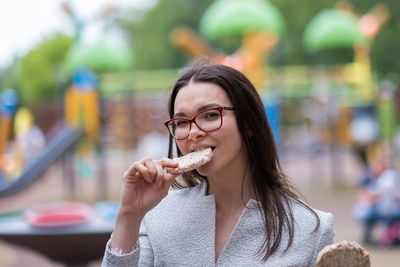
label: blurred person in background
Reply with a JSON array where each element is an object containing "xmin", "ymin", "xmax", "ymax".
[
  {"xmin": 102, "ymin": 62, "xmax": 334, "ymax": 266},
  {"xmin": 14, "ymin": 108, "xmax": 46, "ymax": 164},
  {"xmin": 353, "ymin": 156, "xmax": 400, "ymax": 245},
  {"xmin": 1, "ymin": 107, "xmax": 46, "ymax": 177}
]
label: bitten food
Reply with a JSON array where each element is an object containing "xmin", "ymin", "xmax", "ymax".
[
  {"xmin": 317, "ymin": 240, "xmax": 370, "ymax": 267},
  {"xmin": 166, "ymin": 148, "xmax": 213, "ymax": 174}
]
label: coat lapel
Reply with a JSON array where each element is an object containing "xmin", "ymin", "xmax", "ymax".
[
  {"xmin": 216, "ymin": 200, "xmax": 264, "ymax": 265},
  {"xmin": 156, "ymin": 182, "xmax": 217, "ymax": 266}
]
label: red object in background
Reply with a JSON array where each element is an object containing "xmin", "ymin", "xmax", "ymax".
[{"xmin": 24, "ymin": 202, "xmax": 92, "ymax": 227}]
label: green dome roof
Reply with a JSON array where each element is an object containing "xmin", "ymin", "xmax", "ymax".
[
  {"xmin": 303, "ymin": 9, "xmax": 368, "ymax": 52},
  {"xmin": 65, "ymin": 42, "xmax": 134, "ymax": 72},
  {"xmin": 199, "ymin": 0, "xmax": 285, "ymax": 40}
]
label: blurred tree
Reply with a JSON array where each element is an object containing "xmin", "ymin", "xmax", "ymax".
[
  {"xmin": 115, "ymin": 0, "xmax": 213, "ymax": 69},
  {"xmin": 373, "ymin": 0, "xmax": 400, "ymax": 84},
  {"xmin": 0, "ymin": 59, "xmax": 21, "ymax": 92},
  {"xmin": 19, "ymin": 34, "xmax": 73, "ymax": 105}
]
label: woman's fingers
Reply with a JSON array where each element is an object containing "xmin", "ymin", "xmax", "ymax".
[
  {"xmin": 124, "ymin": 161, "xmax": 150, "ymax": 183},
  {"xmin": 119, "ymin": 156, "xmax": 182, "ymax": 214},
  {"xmin": 124, "ymin": 159, "xmax": 154, "ymax": 184},
  {"xmin": 143, "ymin": 157, "xmax": 158, "ymax": 183},
  {"xmin": 154, "ymin": 162, "xmax": 165, "ymax": 188},
  {"xmin": 124, "ymin": 157, "xmax": 179, "ymax": 186},
  {"xmin": 159, "ymin": 157, "xmax": 179, "ymax": 169}
]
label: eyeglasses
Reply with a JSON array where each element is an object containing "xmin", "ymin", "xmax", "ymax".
[{"xmin": 164, "ymin": 106, "xmax": 235, "ymax": 140}]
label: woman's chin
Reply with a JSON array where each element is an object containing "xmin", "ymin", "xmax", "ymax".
[{"xmin": 197, "ymin": 163, "xmax": 213, "ymax": 176}]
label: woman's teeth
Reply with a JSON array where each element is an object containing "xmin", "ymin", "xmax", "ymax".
[{"xmin": 192, "ymin": 146, "xmax": 215, "ymax": 152}]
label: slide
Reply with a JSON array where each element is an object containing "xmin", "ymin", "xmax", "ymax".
[{"xmin": 0, "ymin": 126, "xmax": 83, "ymax": 197}]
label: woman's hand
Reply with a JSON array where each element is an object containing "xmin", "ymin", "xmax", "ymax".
[
  {"xmin": 110, "ymin": 156, "xmax": 179, "ymax": 253},
  {"xmin": 118, "ymin": 156, "xmax": 179, "ymax": 218}
]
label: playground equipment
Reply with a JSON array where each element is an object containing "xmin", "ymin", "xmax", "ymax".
[
  {"xmin": 0, "ymin": 89, "xmax": 18, "ymax": 157},
  {"xmin": 170, "ymin": 0, "xmax": 285, "ymax": 90},
  {"xmin": 0, "ymin": 89, "xmax": 19, "ymax": 182},
  {"xmin": 64, "ymin": 68, "xmax": 105, "ymax": 191},
  {"xmin": 301, "ymin": 1, "xmax": 394, "ymax": 184},
  {"xmin": 61, "ymin": 0, "xmax": 136, "ymax": 198},
  {"xmin": 0, "ymin": 88, "xmax": 68, "ymax": 195},
  {"xmin": 0, "ymin": 3, "xmax": 135, "ymax": 265},
  {"xmin": 0, "ymin": 86, "xmax": 87, "ymax": 196},
  {"xmin": 62, "ymin": 1, "xmax": 134, "ymax": 73},
  {"xmin": 303, "ymin": 1, "xmax": 390, "ymax": 101},
  {"xmin": 0, "ymin": 126, "xmax": 83, "ymax": 196},
  {"xmin": 66, "ymin": 41, "xmax": 133, "ymax": 73},
  {"xmin": 65, "ymin": 68, "xmax": 100, "ymax": 141},
  {"xmin": 0, "ymin": 53, "xmax": 109, "ymax": 267},
  {"xmin": 303, "ymin": 2, "xmax": 390, "ymax": 112},
  {"xmin": 0, "ymin": 66, "xmax": 101, "ymax": 197},
  {"xmin": 4, "ymin": 108, "xmax": 46, "ymax": 178},
  {"xmin": 0, "ymin": 69, "xmax": 103, "ymax": 197}
]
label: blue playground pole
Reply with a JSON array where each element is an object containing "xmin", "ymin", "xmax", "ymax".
[
  {"xmin": 0, "ymin": 88, "xmax": 19, "ymax": 184},
  {"xmin": 1, "ymin": 88, "xmax": 19, "ymax": 116},
  {"xmin": 263, "ymin": 96, "xmax": 281, "ymax": 147}
]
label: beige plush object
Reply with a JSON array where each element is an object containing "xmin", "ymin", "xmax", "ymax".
[
  {"xmin": 166, "ymin": 148, "xmax": 213, "ymax": 174},
  {"xmin": 317, "ymin": 240, "xmax": 370, "ymax": 267}
]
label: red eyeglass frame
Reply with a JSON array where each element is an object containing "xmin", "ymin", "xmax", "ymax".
[{"xmin": 164, "ymin": 106, "xmax": 235, "ymax": 140}]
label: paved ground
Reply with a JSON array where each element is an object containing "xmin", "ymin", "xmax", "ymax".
[
  {"xmin": 0, "ymin": 148, "xmax": 399, "ymax": 266},
  {"xmin": 286, "ymin": 151, "xmax": 400, "ymax": 267},
  {"xmin": 300, "ymin": 185, "xmax": 400, "ymax": 267}
]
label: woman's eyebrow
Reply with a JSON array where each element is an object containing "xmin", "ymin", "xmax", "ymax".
[
  {"xmin": 198, "ymin": 103, "xmax": 220, "ymax": 112},
  {"xmin": 173, "ymin": 112, "xmax": 186, "ymax": 118},
  {"xmin": 173, "ymin": 103, "xmax": 221, "ymax": 118}
]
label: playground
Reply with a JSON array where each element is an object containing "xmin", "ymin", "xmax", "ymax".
[{"xmin": 1, "ymin": 0, "xmax": 400, "ymax": 266}]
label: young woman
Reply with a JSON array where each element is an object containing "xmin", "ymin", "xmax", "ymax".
[{"xmin": 102, "ymin": 63, "xmax": 335, "ymax": 266}]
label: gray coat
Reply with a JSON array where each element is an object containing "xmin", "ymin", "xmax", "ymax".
[{"xmin": 102, "ymin": 182, "xmax": 334, "ymax": 266}]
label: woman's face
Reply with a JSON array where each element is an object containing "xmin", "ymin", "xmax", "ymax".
[{"xmin": 173, "ymin": 82, "xmax": 248, "ymax": 177}]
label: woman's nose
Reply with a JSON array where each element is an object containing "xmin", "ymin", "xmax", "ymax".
[{"xmin": 188, "ymin": 122, "xmax": 206, "ymax": 140}]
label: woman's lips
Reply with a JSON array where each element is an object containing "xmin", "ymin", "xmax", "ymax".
[{"xmin": 191, "ymin": 146, "xmax": 216, "ymax": 153}]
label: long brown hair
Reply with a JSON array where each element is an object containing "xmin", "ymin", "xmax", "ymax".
[{"xmin": 167, "ymin": 62, "xmax": 320, "ymax": 261}]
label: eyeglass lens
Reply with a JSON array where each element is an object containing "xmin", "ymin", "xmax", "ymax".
[{"xmin": 168, "ymin": 109, "xmax": 222, "ymax": 139}]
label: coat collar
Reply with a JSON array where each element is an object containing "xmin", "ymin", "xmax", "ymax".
[
  {"xmin": 198, "ymin": 180, "xmax": 260, "ymax": 208},
  {"xmin": 194, "ymin": 181, "xmax": 264, "ymax": 263}
]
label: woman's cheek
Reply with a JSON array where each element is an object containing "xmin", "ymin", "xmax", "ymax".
[{"xmin": 176, "ymin": 140, "xmax": 187, "ymax": 155}]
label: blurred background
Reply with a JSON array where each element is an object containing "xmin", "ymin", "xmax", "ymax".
[{"xmin": 0, "ymin": 0, "xmax": 400, "ymax": 266}]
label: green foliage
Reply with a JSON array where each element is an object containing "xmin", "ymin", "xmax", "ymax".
[
  {"xmin": 19, "ymin": 34, "xmax": 73, "ymax": 105},
  {"xmin": 115, "ymin": 0, "xmax": 213, "ymax": 70},
  {"xmin": 0, "ymin": 59, "xmax": 21, "ymax": 92},
  {"xmin": 372, "ymin": 0, "xmax": 400, "ymax": 83}
]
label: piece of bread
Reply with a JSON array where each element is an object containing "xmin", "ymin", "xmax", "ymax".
[
  {"xmin": 317, "ymin": 240, "xmax": 370, "ymax": 267},
  {"xmin": 166, "ymin": 148, "xmax": 213, "ymax": 174}
]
